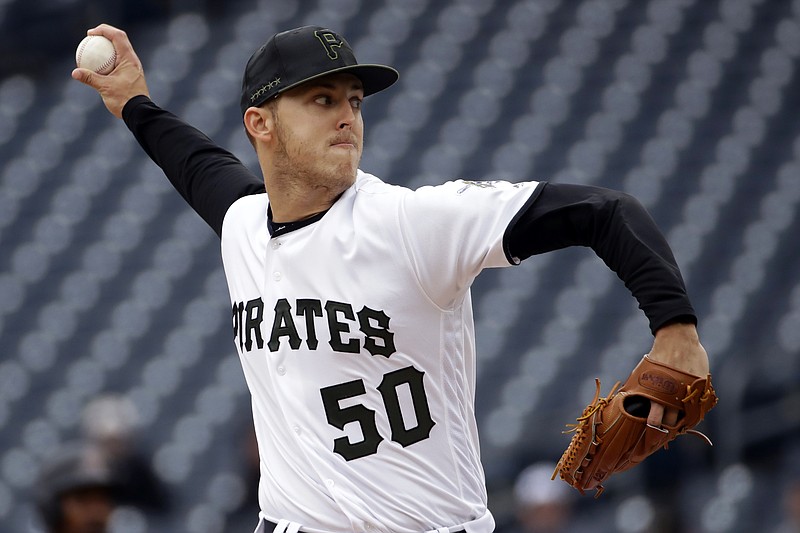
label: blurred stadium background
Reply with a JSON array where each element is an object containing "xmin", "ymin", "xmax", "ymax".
[{"xmin": 0, "ymin": 0, "xmax": 799, "ymax": 531}]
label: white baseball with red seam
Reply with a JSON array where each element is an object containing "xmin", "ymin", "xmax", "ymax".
[{"xmin": 75, "ymin": 35, "xmax": 117, "ymax": 74}]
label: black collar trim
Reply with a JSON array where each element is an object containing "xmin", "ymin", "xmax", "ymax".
[{"xmin": 267, "ymin": 205, "xmax": 329, "ymax": 237}]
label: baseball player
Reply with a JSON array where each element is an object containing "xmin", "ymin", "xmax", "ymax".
[{"xmin": 72, "ymin": 24, "xmax": 710, "ymax": 533}]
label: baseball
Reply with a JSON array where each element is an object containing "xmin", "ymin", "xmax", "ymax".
[{"xmin": 75, "ymin": 35, "xmax": 117, "ymax": 75}]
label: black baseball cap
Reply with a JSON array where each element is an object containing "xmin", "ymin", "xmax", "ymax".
[{"xmin": 240, "ymin": 25, "xmax": 399, "ymax": 115}]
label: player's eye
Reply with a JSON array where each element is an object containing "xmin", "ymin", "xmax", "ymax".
[
  {"xmin": 314, "ymin": 95, "xmax": 333, "ymax": 105},
  {"xmin": 350, "ymin": 97, "xmax": 363, "ymax": 110}
]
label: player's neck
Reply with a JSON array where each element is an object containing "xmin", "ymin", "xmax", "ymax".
[
  {"xmin": 265, "ymin": 184, "xmax": 342, "ymax": 223},
  {"xmin": 263, "ymin": 168, "xmax": 353, "ymax": 222}
]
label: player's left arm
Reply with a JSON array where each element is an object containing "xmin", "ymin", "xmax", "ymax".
[{"xmin": 505, "ymin": 182, "xmax": 709, "ymax": 422}]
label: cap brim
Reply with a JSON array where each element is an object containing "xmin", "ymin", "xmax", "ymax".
[{"xmin": 275, "ymin": 64, "xmax": 399, "ymax": 99}]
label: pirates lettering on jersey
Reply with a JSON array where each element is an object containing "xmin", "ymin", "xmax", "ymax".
[
  {"xmin": 232, "ymin": 297, "xmax": 396, "ymax": 357},
  {"xmin": 232, "ymin": 296, "xmax": 433, "ymax": 462}
]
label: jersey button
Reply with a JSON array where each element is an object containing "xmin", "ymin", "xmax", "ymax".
[
  {"xmin": 271, "ymin": 240, "xmax": 281, "ymax": 250},
  {"xmin": 277, "ymin": 365, "xmax": 286, "ymax": 375},
  {"xmin": 273, "ymin": 271, "xmax": 282, "ymax": 281},
  {"xmin": 293, "ymin": 426, "xmax": 301, "ymax": 435}
]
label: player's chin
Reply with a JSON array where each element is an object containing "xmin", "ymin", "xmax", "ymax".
[
  {"xmin": 330, "ymin": 156, "xmax": 360, "ymax": 178},
  {"xmin": 337, "ymin": 166, "xmax": 358, "ymax": 186},
  {"xmin": 316, "ymin": 163, "xmax": 357, "ymax": 191}
]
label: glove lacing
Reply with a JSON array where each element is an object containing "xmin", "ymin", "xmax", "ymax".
[{"xmin": 551, "ymin": 379, "xmax": 619, "ymax": 496}]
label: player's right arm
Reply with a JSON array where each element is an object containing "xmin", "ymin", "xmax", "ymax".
[
  {"xmin": 121, "ymin": 97, "xmax": 264, "ymax": 236},
  {"xmin": 71, "ymin": 23, "xmax": 264, "ymax": 236}
]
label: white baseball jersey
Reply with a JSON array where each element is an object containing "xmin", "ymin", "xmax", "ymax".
[{"xmin": 221, "ymin": 170, "xmax": 539, "ymax": 533}]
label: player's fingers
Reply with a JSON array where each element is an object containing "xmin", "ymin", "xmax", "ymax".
[
  {"xmin": 663, "ymin": 407, "xmax": 680, "ymax": 426},
  {"xmin": 71, "ymin": 68, "xmax": 98, "ymax": 88},
  {"xmin": 86, "ymin": 23, "xmax": 124, "ymax": 39},
  {"xmin": 646, "ymin": 401, "xmax": 665, "ymax": 427},
  {"xmin": 87, "ymin": 24, "xmax": 138, "ymax": 62}
]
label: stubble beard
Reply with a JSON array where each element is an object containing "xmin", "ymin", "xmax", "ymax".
[{"xmin": 271, "ymin": 117, "xmax": 359, "ymax": 199}]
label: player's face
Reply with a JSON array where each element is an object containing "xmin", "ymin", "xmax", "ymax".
[
  {"xmin": 58, "ymin": 487, "xmax": 113, "ymax": 533},
  {"xmin": 270, "ymin": 73, "xmax": 364, "ymax": 193}
]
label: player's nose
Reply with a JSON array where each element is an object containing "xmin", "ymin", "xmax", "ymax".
[{"xmin": 336, "ymin": 101, "xmax": 356, "ymax": 130}]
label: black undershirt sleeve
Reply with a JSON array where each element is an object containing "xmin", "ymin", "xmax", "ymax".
[
  {"xmin": 121, "ymin": 95, "xmax": 265, "ymax": 237},
  {"xmin": 505, "ymin": 182, "xmax": 696, "ymax": 335}
]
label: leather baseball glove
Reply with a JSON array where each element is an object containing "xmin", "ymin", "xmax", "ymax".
[{"xmin": 552, "ymin": 355, "xmax": 718, "ymax": 496}]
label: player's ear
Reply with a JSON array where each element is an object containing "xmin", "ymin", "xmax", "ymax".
[{"xmin": 243, "ymin": 106, "xmax": 274, "ymax": 144}]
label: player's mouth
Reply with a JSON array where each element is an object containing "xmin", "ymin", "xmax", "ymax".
[{"xmin": 330, "ymin": 135, "xmax": 359, "ymax": 149}]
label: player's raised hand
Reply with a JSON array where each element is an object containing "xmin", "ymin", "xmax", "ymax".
[{"xmin": 71, "ymin": 24, "xmax": 150, "ymax": 118}]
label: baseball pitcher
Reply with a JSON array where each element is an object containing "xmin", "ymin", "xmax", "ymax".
[{"xmin": 72, "ymin": 23, "xmax": 714, "ymax": 533}]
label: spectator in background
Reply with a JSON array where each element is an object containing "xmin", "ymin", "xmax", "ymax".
[
  {"xmin": 773, "ymin": 447, "xmax": 800, "ymax": 533},
  {"xmin": 81, "ymin": 394, "xmax": 171, "ymax": 515},
  {"xmin": 223, "ymin": 419, "xmax": 263, "ymax": 532},
  {"xmin": 508, "ymin": 462, "xmax": 579, "ymax": 533},
  {"xmin": 34, "ymin": 443, "xmax": 117, "ymax": 533},
  {"xmin": 777, "ymin": 479, "xmax": 800, "ymax": 533}
]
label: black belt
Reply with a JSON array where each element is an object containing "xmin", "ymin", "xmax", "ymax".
[{"xmin": 260, "ymin": 519, "xmax": 466, "ymax": 533}]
